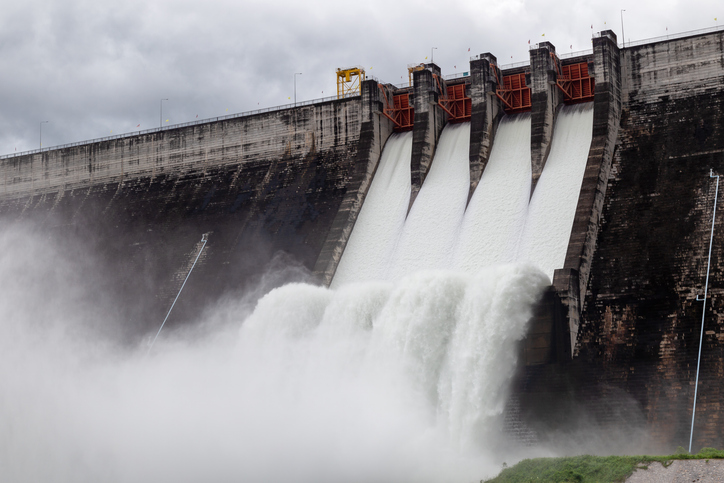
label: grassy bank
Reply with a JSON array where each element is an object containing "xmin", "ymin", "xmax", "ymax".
[{"xmin": 483, "ymin": 447, "xmax": 724, "ymax": 483}]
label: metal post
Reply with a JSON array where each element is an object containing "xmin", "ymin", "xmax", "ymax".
[
  {"xmin": 689, "ymin": 169, "xmax": 719, "ymax": 453},
  {"xmin": 147, "ymin": 234, "xmax": 208, "ymax": 354},
  {"xmin": 39, "ymin": 121, "xmax": 48, "ymax": 149},
  {"xmin": 160, "ymin": 98, "xmax": 168, "ymax": 128},
  {"xmin": 431, "ymin": 47, "xmax": 437, "ymax": 64},
  {"xmin": 294, "ymin": 73, "xmax": 302, "ymax": 106},
  {"xmin": 620, "ymin": 10, "xmax": 626, "ymax": 48}
]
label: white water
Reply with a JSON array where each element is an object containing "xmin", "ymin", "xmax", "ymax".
[
  {"xmin": 0, "ymin": 224, "xmax": 549, "ymax": 482},
  {"xmin": 453, "ymin": 114, "xmax": 532, "ymax": 272},
  {"xmin": 388, "ymin": 122, "xmax": 471, "ymax": 279},
  {"xmin": 517, "ymin": 103, "xmax": 594, "ymax": 279},
  {"xmin": 331, "ymin": 132, "xmax": 412, "ymax": 287}
]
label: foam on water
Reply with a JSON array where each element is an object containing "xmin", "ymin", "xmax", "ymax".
[
  {"xmin": 517, "ymin": 103, "xmax": 594, "ymax": 279},
  {"xmin": 453, "ymin": 114, "xmax": 532, "ymax": 272},
  {"xmin": 387, "ymin": 122, "xmax": 470, "ymax": 280},
  {"xmin": 331, "ymin": 132, "xmax": 412, "ymax": 287}
]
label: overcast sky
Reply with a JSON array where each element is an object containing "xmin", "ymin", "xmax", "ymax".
[{"xmin": 1, "ymin": 0, "xmax": 720, "ymax": 155}]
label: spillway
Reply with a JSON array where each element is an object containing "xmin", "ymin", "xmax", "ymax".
[
  {"xmin": 453, "ymin": 114, "xmax": 532, "ymax": 273},
  {"xmin": 331, "ymin": 132, "xmax": 412, "ymax": 287},
  {"xmin": 334, "ymin": 106, "xmax": 594, "ymax": 286},
  {"xmin": 387, "ymin": 122, "xmax": 471, "ymax": 280},
  {"xmin": 517, "ymin": 103, "xmax": 594, "ymax": 279}
]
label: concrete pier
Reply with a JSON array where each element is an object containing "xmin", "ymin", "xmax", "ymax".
[
  {"xmin": 409, "ymin": 63, "xmax": 446, "ymax": 210},
  {"xmin": 529, "ymin": 41, "xmax": 564, "ymax": 196},
  {"xmin": 468, "ymin": 53, "xmax": 503, "ymax": 202}
]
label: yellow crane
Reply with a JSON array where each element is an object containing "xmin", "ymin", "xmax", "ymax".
[{"xmin": 336, "ymin": 66, "xmax": 366, "ymax": 99}]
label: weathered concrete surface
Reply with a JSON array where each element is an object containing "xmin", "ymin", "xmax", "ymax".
[
  {"xmin": 0, "ymin": 97, "xmax": 367, "ymax": 340},
  {"xmin": 409, "ymin": 63, "xmax": 446, "ymax": 209},
  {"xmin": 529, "ymin": 41, "xmax": 564, "ymax": 196},
  {"xmin": 511, "ymin": 29, "xmax": 724, "ymax": 453},
  {"xmin": 468, "ymin": 53, "xmax": 503, "ymax": 203},
  {"xmin": 576, "ymin": 29, "xmax": 724, "ymax": 451}
]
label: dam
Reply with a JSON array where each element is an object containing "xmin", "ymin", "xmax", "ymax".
[{"xmin": 1, "ymin": 25, "xmax": 724, "ymax": 480}]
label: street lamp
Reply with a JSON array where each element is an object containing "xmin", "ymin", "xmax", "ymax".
[
  {"xmin": 294, "ymin": 73, "xmax": 302, "ymax": 106},
  {"xmin": 160, "ymin": 98, "xmax": 168, "ymax": 128},
  {"xmin": 40, "ymin": 121, "xmax": 48, "ymax": 149}
]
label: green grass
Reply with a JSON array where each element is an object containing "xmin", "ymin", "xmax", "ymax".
[{"xmin": 483, "ymin": 447, "xmax": 724, "ymax": 483}]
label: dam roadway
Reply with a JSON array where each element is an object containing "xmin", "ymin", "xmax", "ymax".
[{"xmin": 1, "ymin": 27, "xmax": 724, "ymax": 452}]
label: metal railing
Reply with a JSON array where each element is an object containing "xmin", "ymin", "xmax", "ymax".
[
  {"xmin": 559, "ymin": 48, "xmax": 594, "ymax": 60},
  {"xmin": 497, "ymin": 60, "xmax": 530, "ymax": 71},
  {"xmin": 1, "ymin": 92, "xmax": 360, "ymax": 160},
  {"xmin": 621, "ymin": 24, "xmax": 724, "ymax": 49},
  {"xmin": 443, "ymin": 71, "xmax": 471, "ymax": 81}
]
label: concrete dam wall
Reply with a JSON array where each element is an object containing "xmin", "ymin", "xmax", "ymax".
[
  {"xmin": 2, "ymin": 27, "xmax": 724, "ymax": 452},
  {"xmin": 0, "ymin": 86, "xmax": 391, "ymax": 337}
]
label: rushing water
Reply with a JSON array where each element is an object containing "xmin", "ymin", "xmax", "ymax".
[
  {"xmin": 517, "ymin": 103, "xmax": 594, "ymax": 279},
  {"xmin": 387, "ymin": 123, "xmax": 471, "ymax": 280},
  {"xmin": 453, "ymin": 114, "xmax": 532, "ymax": 272}
]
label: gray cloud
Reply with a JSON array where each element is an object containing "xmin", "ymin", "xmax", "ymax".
[{"xmin": 1, "ymin": 0, "xmax": 720, "ymax": 153}]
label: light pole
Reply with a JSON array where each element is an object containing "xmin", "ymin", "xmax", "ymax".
[
  {"xmin": 294, "ymin": 73, "xmax": 302, "ymax": 106},
  {"xmin": 39, "ymin": 121, "xmax": 48, "ymax": 149},
  {"xmin": 431, "ymin": 47, "xmax": 437, "ymax": 64},
  {"xmin": 160, "ymin": 99, "xmax": 168, "ymax": 128},
  {"xmin": 620, "ymin": 10, "xmax": 626, "ymax": 48}
]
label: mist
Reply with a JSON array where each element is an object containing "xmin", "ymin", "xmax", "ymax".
[{"xmin": 0, "ymin": 223, "xmax": 554, "ymax": 482}]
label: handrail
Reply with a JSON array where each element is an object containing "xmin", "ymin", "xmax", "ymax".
[
  {"xmin": 1, "ymin": 92, "xmax": 361, "ymax": 159},
  {"xmin": 620, "ymin": 24, "xmax": 724, "ymax": 49},
  {"xmin": 443, "ymin": 71, "xmax": 471, "ymax": 81},
  {"xmin": 559, "ymin": 49, "xmax": 594, "ymax": 60},
  {"xmin": 496, "ymin": 60, "xmax": 530, "ymax": 70}
]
